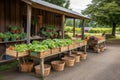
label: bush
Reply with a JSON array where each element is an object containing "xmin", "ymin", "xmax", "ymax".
[
  {"xmin": 65, "ymin": 26, "xmax": 81, "ymax": 33},
  {"xmin": 89, "ymin": 28, "xmax": 112, "ymax": 33}
]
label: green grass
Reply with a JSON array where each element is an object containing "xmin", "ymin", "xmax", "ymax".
[{"xmin": 0, "ymin": 61, "xmax": 18, "ymax": 71}]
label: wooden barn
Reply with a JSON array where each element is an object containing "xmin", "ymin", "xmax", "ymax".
[{"xmin": 0, "ymin": 0, "xmax": 89, "ymax": 62}]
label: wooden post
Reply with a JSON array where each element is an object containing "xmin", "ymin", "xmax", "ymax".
[
  {"xmin": 73, "ymin": 18, "xmax": 76, "ymax": 37},
  {"xmin": 26, "ymin": 4, "xmax": 32, "ymax": 44},
  {"xmin": 81, "ymin": 19, "xmax": 85, "ymax": 40},
  {"xmin": 40, "ymin": 58, "xmax": 45, "ymax": 80},
  {"xmin": 61, "ymin": 15, "xmax": 65, "ymax": 39}
]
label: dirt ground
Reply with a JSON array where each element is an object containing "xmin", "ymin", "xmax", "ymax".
[{"xmin": 0, "ymin": 42, "xmax": 120, "ymax": 80}]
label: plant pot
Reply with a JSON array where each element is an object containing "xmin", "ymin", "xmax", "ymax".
[
  {"xmin": 51, "ymin": 60, "xmax": 65, "ymax": 71},
  {"xmin": 0, "ymin": 38, "xmax": 2, "ymax": 42},
  {"xmin": 11, "ymin": 37, "xmax": 16, "ymax": 41},
  {"xmin": 3, "ymin": 38, "xmax": 9, "ymax": 42},
  {"xmin": 10, "ymin": 30, "xmax": 16, "ymax": 33},
  {"xmin": 34, "ymin": 64, "xmax": 51, "ymax": 76}
]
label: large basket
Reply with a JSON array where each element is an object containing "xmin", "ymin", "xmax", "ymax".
[
  {"xmin": 60, "ymin": 46, "xmax": 68, "ymax": 52},
  {"xmin": 80, "ymin": 53, "xmax": 87, "ymax": 60},
  {"xmin": 34, "ymin": 64, "xmax": 51, "ymax": 76},
  {"xmin": 62, "ymin": 56, "xmax": 75, "ymax": 67},
  {"xmin": 51, "ymin": 60, "xmax": 65, "ymax": 71},
  {"xmin": 6, "ymin": 48, "xmax": 28, "ymax": 58},
  {"xmin": 20, "ymin": 62, "xmax": 34, "ymax": 72},
  {"xmin": 51, "ymin": 48, "xmax": 59, "ymax": 54},
  {"xmin": 70, "ymin": 54, "xmax": 80, "ymax": 62}
]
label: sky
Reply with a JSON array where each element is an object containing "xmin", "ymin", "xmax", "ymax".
[{"xmin": 70, "ymin": 0, "xmax": 92, "ymax": 13}]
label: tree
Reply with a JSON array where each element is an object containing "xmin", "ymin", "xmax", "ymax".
[
  {"xmin": 82, "ymin": 0, "xmax": 120, "ymax": 36},
  {"xmin": 43, "ymin": 0, "xmax": 70, "ymax": 9}
]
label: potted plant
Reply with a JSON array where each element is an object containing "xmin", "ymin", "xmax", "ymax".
[
  {"xmin": 11, "ymin": 34, "xmax": 20, "ymax": 41},
  {"xmin": 0, "ymin": 32, "xmax": 3, "ymax": 42},
  {"xmin": 9, "ymin": 25, "xmax": 18, "ymax": 33},
  {"xmin": 3, "ymin": 32, "xmax": 11, "ymax": 42},
  {"xmin": 20, "ymin": 33, "xmax": 26, "ymax": 40}
]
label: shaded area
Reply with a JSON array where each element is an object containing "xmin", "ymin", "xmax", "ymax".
[{"xmin": 0, "ymin": 44, "xmax": 120, "ymax": 80}]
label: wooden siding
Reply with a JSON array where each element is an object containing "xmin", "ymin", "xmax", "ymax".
[{"xmin": 0, "ymin": 0, "xmax": 62, "ymax": 33}]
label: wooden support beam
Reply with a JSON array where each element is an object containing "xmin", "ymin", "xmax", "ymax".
[
  {"xmin": 27, "ymin": 4, "xmax": 32, "ymax": 44},
  {"xmin": 81, "ymin": 19, "xmax": 85, "ymax": 40},
  {"xmin": 61, "ymin": 15, "xmax": 65, "ymax": 39},
  {"xmin": 73, "ymin": 18, "xmax": 76, "ymax": 37}
]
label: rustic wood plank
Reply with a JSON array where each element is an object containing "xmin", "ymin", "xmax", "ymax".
[
  {"xmin": 61, "ymin": 15, "xmax": 65, "ymax": 39},
  {"xmin": 73, "ymin": 18, "xmax": 76, "ymax": 37},
  {"xmin": 27, "ymin": 4, "xmax": 32, "ymax": 44}
]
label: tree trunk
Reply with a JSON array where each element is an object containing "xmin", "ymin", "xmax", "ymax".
[{"xmin": 112, "ymin": 23, "xmax": 116, "ymax": 36}]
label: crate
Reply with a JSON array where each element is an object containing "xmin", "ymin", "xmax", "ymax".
[
  {"xmin": 60, "ymin": 46, "xmax": 68, "ymax": 52},
  {"xmin": 68, "ymin": 44, "xmax": 74, "ymax": 50},
  {"xmin": 51, "ymin": 48, "xmax": 59, "ymax": 54},
  {"xmin": 6, "ymin": 48, "xmax": 28, "ymax": 58}
]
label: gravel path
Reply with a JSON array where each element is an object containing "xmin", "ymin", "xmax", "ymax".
[{"xmin": 0, "ymin": 44, "xmax": 120, "ymax": 80}]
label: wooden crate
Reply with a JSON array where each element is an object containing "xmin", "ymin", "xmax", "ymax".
[
  {"xmin": 73, "ymin": 42, "xmax": 80, "ymax": 48},
  {"xmin": 60, "ymin": 46, "xmax": 68, "ymax": 52},
  {"xmin": 68, "ymin": 44, "xmax": 74, "ymax": 50},
  {"xmin": 30, "ymin": 49, "xmax": 51, "ymax": 58},
  {"xmin": 6, "ymin": 48, "xmax": 28, "ymax": 58},
  {"xmin": 51, "ymin": 48, "xmax": 60, "ymax": 54}
]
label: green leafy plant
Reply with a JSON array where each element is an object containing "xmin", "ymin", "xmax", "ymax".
[
  {"xmin": 9, "ymin": 25, "xmax": 17, "ymax": 31},
  {"xmin": 11, "ymin": 34, "xmax": 20, "ymax": 41},
  {"xmin": 0, "ymin": 33, "xmax": 3, "ymax": 38},
  {"xmin": 20, "ymin": 33, "xmax": 26, "ymax": 40},
  {"xmin": 15, "ymin": 44, "xmax": 28, "ymax": 52},
  {"xmin": 3, "ymin": 32, "xmax": 11, "ymax": 42}
]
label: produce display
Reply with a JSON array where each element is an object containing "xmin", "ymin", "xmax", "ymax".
[{"xmin": 6, "ymin": 39, "xmax": 85, "ymax": 57}]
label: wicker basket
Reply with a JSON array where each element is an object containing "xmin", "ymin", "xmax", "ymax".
[
  {"xmin": 51, "ymin": 48, "xmax": 59, "ymax": 54},
  {"xmin": 60, "ymin": 46, "xmax": 68, "ymax": 52},
  {"xmin": 100, "ymin": 47, "xmax": 105, "ymax": 52},
  {"xmin": 80, "ymin": 53, "xmax": 87, "ymax": 60},
  {"xmin": 51, "ymin": 60, "xmax": 65, "ymax": 71},
  {"xmin": 34, "ymin": 64, "xmax": 51, "ymax": 76},
  {"xmin": 93, "ymin": 47, "xmax": 101, "ymax": 53},
  {"xmin": 62, "ymin": 56, "xmax": 75, "ymax": 67},
  {"xmin": 70, "ymin": 54, "xmax": 80, "ymax": 62},
  {"xmin": 6, "ymin": 49, "xmax": 28, "ymax": 58},
  {"xmin": 20, "ymin": 62, "xmax": 34, "ymax": 72}
]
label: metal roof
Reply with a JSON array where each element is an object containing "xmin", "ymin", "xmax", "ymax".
[{"xmin": 31, "ymin": 0, "xmax": 90, "ymax": 19}]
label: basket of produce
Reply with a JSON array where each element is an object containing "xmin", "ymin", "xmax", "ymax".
[
  {"xmin": 34, "ymin": 64, "xmax": 51, "ymax": 76},
  {"xmin": 53, "ymin": 39, "xmax": 73, "ymax": 52},
  {"xmin": 62, "ymin": 56, "xmax": 75, "ymax": 67},
  {"xmin": 51, "ymin": 60, "xmax": 65, "ymax": 71},
  {"xmin": 28, "ymin": 43, "xmax": 51, "ymax": 58},
  {"xmin": 40, "ymin": 39, "xmax": 60, "ymax": 54},
  {"xmin": 6, "ymin": 44, "xmax": 29, "ymax": 58}
]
